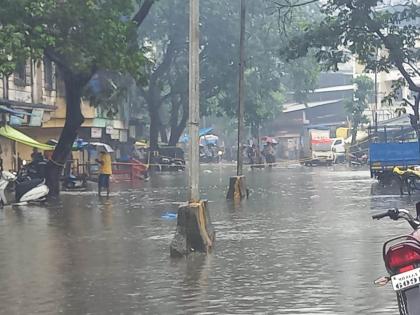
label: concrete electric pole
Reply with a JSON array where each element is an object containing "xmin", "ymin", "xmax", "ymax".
[
  {"xmin": 188, "ymin": 0, "xmax": 200, "ymax": 202},
  {"xmin": 170, "ymin": 0, "xmax": 215, "ymax": 257},
  {"xmin": 237, "ymin": 0, "xmax": 246, "ymax": 177},
  {"xmin": 227, "ymin": 0, "xmax": 248, "ymax": 200}
]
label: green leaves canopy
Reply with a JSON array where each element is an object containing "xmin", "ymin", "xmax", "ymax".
[{"xmin": 0, "ymin": 0, "xmax": 147, "ymax": 81}]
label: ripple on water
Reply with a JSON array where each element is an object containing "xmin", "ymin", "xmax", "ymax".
[{"xmin": 0, "ymin": 167, "xmax": 404, "ymax": 314}]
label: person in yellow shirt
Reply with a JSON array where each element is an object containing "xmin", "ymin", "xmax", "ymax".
[{"xmin": 96, "ymin": 151, "xmax": 112, "ymax": 197}]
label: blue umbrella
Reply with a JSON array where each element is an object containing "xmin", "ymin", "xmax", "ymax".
[
  {"xmin": 199, "ymin": 127, "xmax": 214, "ymax": 137},
  {"xmin": 180, "ymin": 128, "xmax": 214, "ymax": 144}
]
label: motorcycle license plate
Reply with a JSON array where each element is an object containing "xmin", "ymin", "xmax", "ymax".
[{"xmin": 391, "ymin": 268, "xmax": 420, "ymax": 291}]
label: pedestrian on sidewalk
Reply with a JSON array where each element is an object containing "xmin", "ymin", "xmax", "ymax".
[{"xmin": 96, "ymin": 150, "xmax": 112, "ymax": 197}]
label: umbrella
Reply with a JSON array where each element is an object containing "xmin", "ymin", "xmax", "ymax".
[
  {"xmin": 89, "ymin": 142, "xmax": 114, "ymax": 153},
  {"xmin": 179, "ymin": 128, "xmax": 215, "ymax": 143},
  {"xmin": 262, "ymin": 136, "xmax": 278, "ymax": 144},
  {"xmin": 199, "ymin": 127, "xmax": 214, "ymax": 137},
  {"xmin": 135, "ymin": 140, "xmax": 148, "ymax": 148},
  {"xmin": 180, "ymin": 134, "xmax": 189, "ymax": 143}
]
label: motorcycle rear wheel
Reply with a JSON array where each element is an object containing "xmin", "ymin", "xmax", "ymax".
[
  {"xmin": 397, "ymin": 291, "xmax": 409, "ymax": 315},
  {"xmin": 406, "ymin": 177, "xmax": 420, "ymax": 195}
]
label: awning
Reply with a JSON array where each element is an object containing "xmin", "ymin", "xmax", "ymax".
[
  {"xmin": 0, "ymin": 98, "xmax": 57, "ymax": 111},
  {"xmin": 0, "ymin": 105, "xmax": 32, "ymax": 117},
  {"xmin": 0, "ymin": 125, "xmax": 54, "ymax": 151},
  {"xmin": 47, "ymin": 138, "xmax": 88, "ymax": 151}
]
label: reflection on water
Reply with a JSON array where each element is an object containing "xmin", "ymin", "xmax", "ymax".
[{"xmin": 0, "ymin": 165, "xmax": 415, "ymax": 314}]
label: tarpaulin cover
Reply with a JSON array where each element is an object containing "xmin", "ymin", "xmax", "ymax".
[{"xmin": 0, "ymin": 124, "xmax": 54, "ymax": 151}]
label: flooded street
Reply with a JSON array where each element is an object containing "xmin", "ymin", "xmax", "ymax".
[{"xmin": 0, "ymin": 165, "xmax": 415, "ymax": 314}]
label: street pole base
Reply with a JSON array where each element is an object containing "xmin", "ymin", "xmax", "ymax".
[
  {"xmin": 226, "ymin": 175, "xmax": 248, "ymax": 200},
  {"xmin": 170, "ymin": 200, "xmax": 215, "ymax": 258}
]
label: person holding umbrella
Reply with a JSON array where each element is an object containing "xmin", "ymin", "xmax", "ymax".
[{"xmin": 96, "ymin": 149, "xmax": 112, "ymax": 197}]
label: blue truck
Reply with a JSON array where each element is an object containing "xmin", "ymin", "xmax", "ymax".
[
  {"xmin": 369, "ymin": 124, "xmax": 420, "ymax": 180},
  {"xmin": 370, "ymin": 142, "xmax": 420, "ymax": 179}
]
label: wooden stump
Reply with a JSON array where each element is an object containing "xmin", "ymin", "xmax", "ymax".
[
  {"xmin": 170, "ymin": 200, "xmax": 215, "ymax": 257},
  {"xmin": 226, "ymin": 175, "xmax": 248, "ymax": 200}
]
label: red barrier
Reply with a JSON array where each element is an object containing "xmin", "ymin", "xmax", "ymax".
[
  {"xmin": 112, "ymin": 160, "xmax": 148, "ymax": 181},
  {"xmin": 76, "ymin": 160, "xmax": 148, "ymax": 181}
]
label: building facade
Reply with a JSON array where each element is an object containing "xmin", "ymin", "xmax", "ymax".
[{"xmin": 0, "ymin": 58, "xmax": 136, "ymax": 171}]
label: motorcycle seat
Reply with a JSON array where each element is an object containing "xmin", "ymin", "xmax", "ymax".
[
  {"xmin": 15, "ymin": 178, "xmax": 45, "ymax": 201},
  {"xmin": 408, "ymin": 169, "xmax": 420, "ymax": 178},
  {"xmin": 393, "ymin": 167, "xmax": 406, "ymax": 176}
]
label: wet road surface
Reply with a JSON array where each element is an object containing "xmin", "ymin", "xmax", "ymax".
[{"xmin": 0, "ymin": 165, "xmax": 416, "ymax": 314}]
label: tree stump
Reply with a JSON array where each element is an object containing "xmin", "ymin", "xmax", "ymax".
[
  {"xmin": 226, "ymin": 175, "xmax": 248, "ymax": 200},
  {"xmin": 170, "ymin": 200, "xmax": 215, "ymax": 257}
]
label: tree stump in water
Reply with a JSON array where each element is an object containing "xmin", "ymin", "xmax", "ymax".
[
  {"xmin": 226, "ymin": 175, "xmax": 248, "ymax": 200},
  {"xmin": 170, "ymin": 200, "xmax": 215, "ymax": 257}
]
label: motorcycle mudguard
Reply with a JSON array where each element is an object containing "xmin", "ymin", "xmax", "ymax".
[
  {"xmin": 19, "ymin": 184, "xmax": 49, "ymax": 202},
  {"xmin": 404, "ymin": 286, "xmax": 420, "ymax": 315}
]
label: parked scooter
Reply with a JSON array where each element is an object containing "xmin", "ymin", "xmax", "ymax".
[
  {"xmin": 393, "ymin": 167, "xmax": 420, "ymax": 195},
  {"xmin": 348, "ymin": 151, "xmax": 368, "ymax": 166},
  {"xmin": 372, "ymin": 205, "xmax": 420, "ymax": 315},
  {"xmin": 0, "ymin": 169, "xmax": 49, "ymax": 206},
  {"xmin": 158, "ymin": 156, "xmax": 185, "ymax": 171},
  {"xmin": 62, "ymin": 174, "xmax": 88, "ymax": 190}
]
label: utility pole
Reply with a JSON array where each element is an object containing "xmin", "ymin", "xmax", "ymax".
[
  {"xmin": 374, "ymin": 46, "xmax": 379, "ymax": 133},
  {"xmin": 237, "ymin": 0, "xmax": 246, "ymax": 177},
  {"xmin": 189, "ymin": 0, "xmax": 200, "ymax": 202},
  {"xmin": 170, "ymin": 0, "xmax": 215, "ymax": 257},
  {"xmin": 227, "ymin": 0, "xmax": 248, "ymax": 200}
]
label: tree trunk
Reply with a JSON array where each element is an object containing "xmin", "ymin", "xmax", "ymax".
[
  {"xmin": 169, "ymin": 96, "xmax": 180, "ymax": 145},
  {"xmin": 160, "ymin": 124, "xmax": 168, "ymax": 143},
  {"xmin": 168, "ymin": 94, "xmax": 188, "ymax": 146},
  {"xmin": 45, "ymin": 72, "xmax": 86, "ymax": 196},
  {"xmin": 251, "ymin": 121, "xmax": 260, "ymax": 139},
  {"xmin": 350, "ymin": 127, "xmax": 357, "ymax": 146},
  {"xmin": 168, "ymin": 122, "xmax": 186, "ymax": 146},
  {"xmin": 149, "ymin": 105, "xmax": 160, "ymax": 151}
]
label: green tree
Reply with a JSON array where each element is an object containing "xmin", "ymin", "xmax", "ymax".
[
  {"xmin": 345, "ymin": 75, "xmax": 374, "ymax": 145},
  {"xmin": 278, "ymin": 0, "xmax": 420, "ymax": 138},
  {"xmin": 0, "ymin": 0, "xmax": 154, "ymax": 195},
  {"xmin": 135, "ymin": 0, "xmax": 321, "ymax": 149},
  {"xmin": 203, "ymin": 0, "xmax": 320, "ymax": 138},
  {"xmin": 137, "ymin": 0, "xmax": 241, "ymax": 149}
]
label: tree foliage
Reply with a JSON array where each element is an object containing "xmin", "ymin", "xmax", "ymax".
[
  {"xmin": 345, "ymin": 75, "xmax": 373, "ymax": 145},
  {"xmin": 0, "ymin": 0, "xmax": 153, "ymax": 194},
  {"xmin": 279, "ymin": 0, "xmax": 420, "ymax": 136},
  {"xmin": 137, "ymin": 0, "xmax": 321, "ymax": 147},
  {"xmin": 0, "ymin": 0, "xmax": 147, "ymax": 80}
]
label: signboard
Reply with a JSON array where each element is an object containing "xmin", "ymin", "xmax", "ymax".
[
  {"xmin": 91, "ymin": 127, "xmax": 102, "ymax": 139},
  {"xmin": 110, "ymin": 129, "xmax": 119, "ymax": 140},
  {"xmin": 119, "ymin": 130, "xmax": 128, "ymax": 143},
  {"xmin": 29, "ymin": 109, "xmax": 44, "ymax": 127},
  {"xmin": 105, "ymin": 125, "xmax": 114, "ymax": 135}
]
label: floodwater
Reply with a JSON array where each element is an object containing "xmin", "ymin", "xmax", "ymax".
[{"xmin": 0, "ymin": 165, "xmax": 416, "ymax": 314}]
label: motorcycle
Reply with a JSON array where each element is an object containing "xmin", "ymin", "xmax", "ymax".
[
  {"xmin": 348, "ymin": 151, "xmax": 368, "ymax": 166},
  {"xmin": 158, "ymin": 156, "xmax": 185, "ymax": 171},
  {"xmin": 372, "ymin": 205, "xmax": 420, "ymax": 315},
  {"xmin": 0, "ymin": 170, "xmax": 49, "ymax": 206},
  {"xmin": 393, "ymin": 167, "xmax": 420, "ymax": 195},
  {"xmin": 62, "ymin": 174, "xmax": 88, "ymax": 190}
]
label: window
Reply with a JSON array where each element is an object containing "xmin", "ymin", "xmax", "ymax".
[
  {"xmin": 44, "ymin": 56, "xmax": 54, "ymax": 91},
  {"xmin": 55, "ymin": 67, "xmax": 65, "ymax": 96},
  {"xmin": 14, "ymin": 62, "xmax": 30, "ymax": 86}
]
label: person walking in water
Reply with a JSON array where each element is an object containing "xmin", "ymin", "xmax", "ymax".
[{"xmin": 96, "ymin": 150, "xmax": 112, "ymax": 197}]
